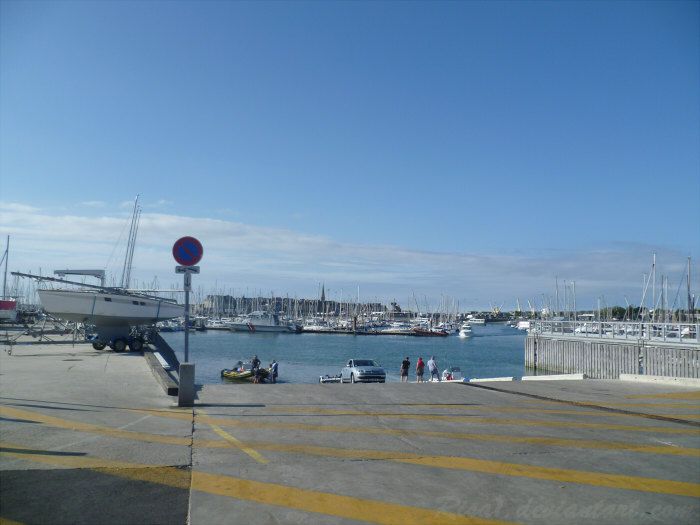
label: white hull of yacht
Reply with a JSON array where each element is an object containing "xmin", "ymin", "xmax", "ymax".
[
  {"xmin": 230, "ymin": 322, "xmax": 297, "ymax": 333},
  {"xmin": 38, "ymin": 289, "xmax": 183, "ymax": 326}
]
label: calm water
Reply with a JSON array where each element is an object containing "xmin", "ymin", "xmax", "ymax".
[{"xmin": 162, "ymin": 323, "xmax": 527, "ymax": 384}]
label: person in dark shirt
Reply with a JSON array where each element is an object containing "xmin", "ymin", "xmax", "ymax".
[
  {"xmin": 251, "ymin": 355, "xmax": 261, "ymax": 383},
  {"xmin": 270, "ymin": 360, "xmax": 278, "ymax": 383},
  {"xmin": 400, "ymin": 357, "xmax": 410, "ymax": 382}
]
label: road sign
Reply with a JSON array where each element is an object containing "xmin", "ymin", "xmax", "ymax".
[
  {"xmin": 176, "ymin": 265, "xmax": 200, "ymax": 274},
  {"xmin": 172, "ymin": 238, "xmax": 203, "ymax": 376},
  {"xmin": 172, "ymin": 237, "xmax": 203, "ymax": 266}
]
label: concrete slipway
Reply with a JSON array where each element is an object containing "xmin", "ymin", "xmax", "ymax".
[{"xmin": 1, "ymin": 339, "xmax": 699, "ymax": 524}]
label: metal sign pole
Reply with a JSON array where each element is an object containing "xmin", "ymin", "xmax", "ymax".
[
  {"xmin": 173, "ymin": 235, "xmax": 202, "ymax": 409},
  {"xmin": 184, "ymin": 271, "xmax": 191, "ymax": 362}
]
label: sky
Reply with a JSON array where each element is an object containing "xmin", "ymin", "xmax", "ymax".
[{"xmin": 1, "ymin": 0, "xmax": 698, "ymax": 311}]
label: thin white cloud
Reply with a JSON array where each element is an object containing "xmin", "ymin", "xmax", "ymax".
[
  {"xmin": 0, "ymin": 202, "xmax": 39, "ymax": 213},
  {"xmin": 143, "ymin": 199, "xmax": 173, "ymax": 209},
  {"xmin": 0, "ymin": 202, "xmax": 697, "ymax": 310},
  {"xmin": 80, "ymin": 200, "xmax": 106, "ymax": 208}
]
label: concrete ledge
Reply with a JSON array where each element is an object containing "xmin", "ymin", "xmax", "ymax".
[
  {"xmin": 153, "ymin": 351, "xmax": 172, "ymax": 371},
  {"xmin": 619, "ymin": 374, "xmax": 700, "ymax": 387},
  {"xmin": 468, "ymin": 377, "xmax": 514, "ymax": 382},
  {"xmin": 144, "ymin": 350, "xmax": 179, "ymax": 396},
  {"xmin": 521, "ymin": 373, "xmax": 587, "ymax": 381}
]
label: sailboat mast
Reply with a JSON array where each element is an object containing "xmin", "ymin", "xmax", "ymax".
[
  {"xmin": 688, "ymin": 257, "xmax": 692, "ymax": 322},
  {"xmin": 120, "ymin": 196, "xmax": 140, "ymax": 289},
  {"xmin": 652, "ymin": 252, "xmax": 656, "ymax": 322},
  {"xmin": 125, "ymin": 206, "xmax": 141, "ymax": 289},
  {"xmin": 2, "ymin": 235, "xmax": 8, "ymax": 300}
]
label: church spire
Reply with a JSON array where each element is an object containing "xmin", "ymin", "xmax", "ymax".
[{"xmin": 320, "ymin": 283, "xmax": 326, "ymax": 303}]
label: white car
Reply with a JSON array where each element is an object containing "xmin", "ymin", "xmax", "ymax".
[{"xmin": 340, "ymin": 359, "xmax": 386, "ymax": 383}]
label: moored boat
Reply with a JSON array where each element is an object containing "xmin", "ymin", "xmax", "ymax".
[
  {"xmin": 412, "ymin": 327, "xmax": 449, "ymax": 337},
  {"xmin": 458, "ymin": 322, "xmax": 472, "ymax": 338},
  {"xmin": 0, "ymin": 299, "xmax": 17, "ymax": 322},
  {"xmin": 0, "ymin": 236, "xmax": 17, "ymax": 322},
  {"xmin": 230, "ymin": 311, "xmax": 301, "ymax": 333},
  {"xmin": 221, "ymin": 367, "xmax": 270, "ymax": 382}
]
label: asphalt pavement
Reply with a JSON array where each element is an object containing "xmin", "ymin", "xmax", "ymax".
[{"xmin": 1, "ymin": 339, "xmax": 699, "ymax": 524}]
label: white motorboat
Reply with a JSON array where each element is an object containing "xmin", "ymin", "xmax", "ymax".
[
  {"xmin": 230, "ymin": 311, "xmax": 301, "ymax": 333},
  {"xmin": 204, "ymin": 317, "xmax": 234, "ymax": 330},
  {"xmin": 516, "ymin": 320, "xmax": 531, "ymax": 331},
  {"xmin": 458, "ymin": 322, "xmax": 472, "ymax": 338},
  {"xmin": 302, "ymin": 317, "xmax": 336, "ymax": 332}
]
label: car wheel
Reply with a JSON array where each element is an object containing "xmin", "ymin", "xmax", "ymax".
[
  {"xmin": 92, "ymin": 342, "xmax": 106, "ymax": 350},
  {"xmin": 350, "ymin": 374, "xmax": 355, "ymax": 384},
  {"xmin": 112, "ymin": 338, "xmax": 127, "ymax": 352},
  {"xmin": 129, "ymin": 338, "xmax": 144, "ymax": 352}
]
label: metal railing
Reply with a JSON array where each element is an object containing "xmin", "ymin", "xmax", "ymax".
[{"xmin": 530, "ymin": 320, "xmax": 700, "ymax": 345}]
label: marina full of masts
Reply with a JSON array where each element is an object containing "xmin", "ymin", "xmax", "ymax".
[
  {"xmin": 158, "ymin": 294, "xmax": 488, "ymax": 336},
  {"xmin": 3, "ymin": 240, "xmax": 697, "ymax": 340}
]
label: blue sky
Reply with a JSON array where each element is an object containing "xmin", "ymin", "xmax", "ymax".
[{"xmin": 1, "ymin": 1, "xmax": 698, "ymax": 310}]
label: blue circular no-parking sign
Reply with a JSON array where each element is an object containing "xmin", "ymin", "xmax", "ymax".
[{"xmin": 172, "ymin": 236, "xmax": 203, "ymax": 266}]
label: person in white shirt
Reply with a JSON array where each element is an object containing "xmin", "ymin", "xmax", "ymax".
[{"xmin": 427, "ymin": 356, "xmax": 440, "ymax": 381}]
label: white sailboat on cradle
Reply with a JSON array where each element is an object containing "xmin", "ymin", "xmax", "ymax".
[{"xmin": 14, "ymin": 196, "xmax": 183, "ymax": 351}]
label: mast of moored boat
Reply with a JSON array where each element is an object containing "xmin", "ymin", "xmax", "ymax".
[
  {"xmin": 687, "ymin": 256, "xmax": 693, "ymax": 322},
  {"xmin": 1, "ymin": 235, "xmax": 8, "ymax": 300}
]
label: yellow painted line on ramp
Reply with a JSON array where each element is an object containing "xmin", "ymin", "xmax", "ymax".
[
  {"xmin": 0, "ymin": 406, "xmax": 191, "ymax": 447},
  {"xmin": 0, "ymin": 442, "xmax": 190, "ymax": 488},
  {"xmin": 0, "ymin": 442, "xmax": 514, "ymax": 525},
  {"xmin": 16, "ymin": 403, "xmax": 676, "ymax": 460},
  {"xmin": 216, "ymin": 407, "xmax": 700, "ymax": 435},
  {"xmin": 128, "ymin": 408, "xmax": 700, "ymax": 457},
  {"xmin": 0, "ymin": 517, "xmax": 25, "ymax": 525},
  {"xmin": 428, "ymin": 404, "xmax": 700, "ymax": 418},
  {"xmin": 625, "ymin": 391, "xmax": 700, "ymax": 400},
  {"xmin": 242, "ymin": 441, "xmax": 700, "ymax": 498},
  {"xmin": 264, "ymin": 404, "xmax": 700, "ymax": 419},
  {"xmin": 593, "ymin": 402, "xmax": 700, "ymax": 409},
  {"xmin": 190, "ymin": 470, "xmax": 514, "ymax": 525},
  {"xmin": 199, "ymin": 410, "xmax": 268, "ymax": 464}
]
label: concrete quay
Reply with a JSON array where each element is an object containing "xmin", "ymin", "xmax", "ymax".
[{"xmin": 1, "ymin": 340, "xmax": 699, "ymax": 524}]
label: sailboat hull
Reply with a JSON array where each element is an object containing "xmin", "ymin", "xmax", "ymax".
[
  {"xmin": 0, "ymin": 299, "xmax": 17, "ymax": 321},
  {"xmin": 38, "ymin": 289, "xmax": 183, "ymax": 327}
]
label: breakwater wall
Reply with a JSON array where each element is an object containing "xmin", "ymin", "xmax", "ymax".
[{"xmin": 525, "ymin": 334, "xmax": 700, "ymax": 379}]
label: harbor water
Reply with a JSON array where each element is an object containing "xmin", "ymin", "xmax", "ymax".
[{"xmin": 162, "ymin": 323, "xmax": 527, "ymax": 384}]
